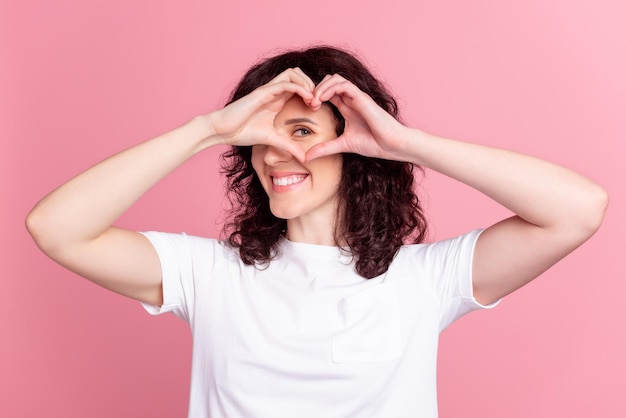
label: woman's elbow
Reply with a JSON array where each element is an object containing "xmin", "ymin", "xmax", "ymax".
[
  {"xmin": 25, "ymin": 206, "xmax": 62, "ymax": 255},
  {"xmin": 578, "ymin": 185, "xmax": 609, "ymax": 237}
]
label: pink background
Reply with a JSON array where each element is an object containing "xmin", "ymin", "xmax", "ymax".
[{"xmin": 3, "ymin": 0, "xmax": 625, "ymax": 416}]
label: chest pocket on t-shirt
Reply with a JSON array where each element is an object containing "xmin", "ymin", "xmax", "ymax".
[{"xmin": 332, "ymin": 281, "xmax": 404, "ymax": 363}]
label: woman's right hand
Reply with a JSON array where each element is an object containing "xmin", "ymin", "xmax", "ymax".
[{"xmin": 205, "ymin": 68, "xmax": 315, "ymax": 161}]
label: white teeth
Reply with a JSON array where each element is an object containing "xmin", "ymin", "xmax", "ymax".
[{"xmin": 272, "ymin": 175, "xmax": 306, "ymax": 186}]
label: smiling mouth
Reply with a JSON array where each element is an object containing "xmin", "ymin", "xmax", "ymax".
[{"xmin": 272, "ymin": 175, "xmax": 307, "ymax": 186}]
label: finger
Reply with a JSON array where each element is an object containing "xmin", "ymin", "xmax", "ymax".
[
  {"xmin": 313, "ymin": 73, "xmax": 337, "ymax": 94},
  {"xmin": 265, "ymin": 132, "xmax": 306, "ymax": 162},
  {"xmin": 316, "ymin": 79, "xmax": 361, "ymax": 106},
  {"xmin": 312, "ymin": 74, "xmax": 332, "ymax": 94},
  {"xmin": 257, "ymin": 80, "xmax": 313, "ymax": 106},
  {"xmin": 327, "ymin": 94, "xmax": 350, "ymax": 116},
  {"xmin": 312, "ymin": 79, "xmax": 365, "ymax": 113},
  {"xmin": 305, "ymin": 137, "xmax": 349, "ymax": 162},
  {"xmin": 326, "ymin": 92, "xmax": 368, "ymax": 121},
  {"xmin": 309, "ymin": 74, "xmax": 335, "ymax": 109},
  {"xmin": 270, "ymin": 68, "xmax": 315, "ymax": 96},
  {"xmin": 312, "ymin": 74, "xmax": 350, "ymax": 108},
  {"xmin": 291, "ymin": 67, "xmax": 316, "ymax": 93},
  {"xmin": 321, "ymin": 81, "xmax": 383, "ymax": 125}
]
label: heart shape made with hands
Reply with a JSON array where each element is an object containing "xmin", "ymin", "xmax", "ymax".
[
  {"xmin": 267, "ymin": 93, "xmax": 340, "ymax": 163},
  {"xmin": 224, "ymin": 68, "xmax": 403, "ymax": 163}
]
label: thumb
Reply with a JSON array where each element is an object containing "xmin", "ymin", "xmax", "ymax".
[
  {"xmin": 266, "ymin": 131, "xmax": 306, "ymax": 163},
  {"xmin": 305, "ymin": 137, "xmax": 348, "ymax": 162}
]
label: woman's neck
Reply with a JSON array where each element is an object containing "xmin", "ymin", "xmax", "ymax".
[{"xmin": 285, "ymin": 214, "xmax": 338, "ymax": 246}]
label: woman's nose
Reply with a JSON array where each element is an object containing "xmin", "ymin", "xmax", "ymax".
[{"xmin": 263, "ymin": 145, "xmax": 294, "ymax": 165}]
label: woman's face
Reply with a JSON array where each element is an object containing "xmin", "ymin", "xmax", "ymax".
[{"xmin": 251, "ymin": 96, "xmax": 343, "ymax": 225}]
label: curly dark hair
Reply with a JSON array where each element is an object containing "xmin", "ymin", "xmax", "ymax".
[{"xmin": 221, "ymin": 46, "xmax": 427, "ymax": 279}]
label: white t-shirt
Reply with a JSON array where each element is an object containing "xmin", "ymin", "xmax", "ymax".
[{"xmin": 141, "ymin": 229, "xmax": 497, "ymax": 418}]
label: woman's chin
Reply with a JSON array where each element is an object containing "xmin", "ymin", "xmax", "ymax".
[{"xmin": 269, "ymin": 205, "xmax": 300, "ymax": 221}]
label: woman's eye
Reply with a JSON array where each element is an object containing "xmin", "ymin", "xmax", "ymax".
[{"xmin": 293, "ymin": 127, "xmax": 312, "ymax": 137}]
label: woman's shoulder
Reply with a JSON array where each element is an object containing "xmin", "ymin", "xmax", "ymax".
[
  {"xmin": 395, "ymin": 229, "xmax": 483, "ymax": 261},
  {"xmin": 140, "ymin": 230, "xmax": 238, "ymax": 260}
]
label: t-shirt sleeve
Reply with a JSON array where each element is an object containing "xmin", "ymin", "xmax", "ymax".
[
  {"xmin": 421, "ymin": 229, "xmax": 500, "ymax": 331},
  {"xmin": 139, "ymin": 231, "xmax": 217, "ymax": 323}
]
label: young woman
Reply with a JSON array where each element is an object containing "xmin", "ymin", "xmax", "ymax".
[{"xmin": 26, "ymin": 46, "xmax": 608, "ymax": 417}]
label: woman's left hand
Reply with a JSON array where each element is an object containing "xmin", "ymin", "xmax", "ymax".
[{"xmin": 305, "ymin": 74, "xmax": 409, "ymax": 162}]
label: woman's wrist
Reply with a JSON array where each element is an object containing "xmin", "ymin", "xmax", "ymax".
[
  {"xmin": 385, "ymin": 125, "xmax": 432, "ymax": 166},
  {"xmin": 187, "ymin": 113, "xmax": 222, "ymax": 153}
]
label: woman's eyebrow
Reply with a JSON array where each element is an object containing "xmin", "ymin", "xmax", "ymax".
[{"xmin": 283, "ymin": 117, "xmax": 318, "ymax": 126}]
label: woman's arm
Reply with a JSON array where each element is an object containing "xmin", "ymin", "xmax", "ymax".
[
  {"xmin": 392, "ymin": 131, "xmax": 607, "ymax": 305},
  {"xmin": 308, "ymin": 75, "xmax": 608, "ymax": 305},
  {"xmin": 26, "ymin": 119, "xmax": 215, "ymax": 306},
  {"xmin": 26, "ymin": 69, "xmax": 314, "ymax": 306}
]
